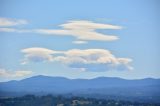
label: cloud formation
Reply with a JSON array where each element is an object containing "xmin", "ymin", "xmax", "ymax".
[
  {"xmin": 36, "ymin": 20, "xmax": 122, "ymax": 41},
  {"xmin": 72, "ymin": 40, "xmax": 88, "ymax": 44},
  {"xmin": 21, "ymin": 47, "xmax": 61, "ymax": 64},
  {"xmin": 21, "ymin": 47, "xmax": 133, "ymax": 71},
  {"xmin": 0, "ymin": 17, "xmax": 28, "ymax": 27},
  {"xmin": 0, "ymin": 18, "xmax": 122, "ymax": 43},
  {"xmin": 0, "ymin": 68, "xmax": 32, "ymax": 78}
]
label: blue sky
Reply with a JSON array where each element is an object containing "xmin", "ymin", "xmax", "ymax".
[{"xmin": 0, "ymin": 0, "xmax": 159, "ymax": 81}]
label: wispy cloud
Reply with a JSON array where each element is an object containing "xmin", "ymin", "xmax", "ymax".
[
  {"xmin": 0, "ymin": 18, "xmax": 122, "ymax": 43},
  {"xmin": 0, "ymin": 17, "xmax": 28, "ymax": 27},
  {"xmin": 21, "ymin": 47, "xmax": 133, "ymax": 71},
  {"xmin": 0, "ymin": 68, "xmax": 32, "ymax": 78},
  {"xmin": 0, "ymin": 17, "xmax": 30, "ymax": 34},
  {"xmin": 0, "ymin": 28, "xmax": 30, "ymax": 33},
  {"xmin": 35, "ymin": 20, "xmax": 122, "ymax": 41}
]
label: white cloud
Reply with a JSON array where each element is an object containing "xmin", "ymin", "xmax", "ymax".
[
  {"xmin": 21, "ymin": 47, "xmax": 133, "ymax": 71},
  {"xmin": 35, "ymin": 20, "xmax": 122, "ymax": 41},
  {"xmin": 72, "ymin": 40, "xmax": 88, "ymax": 44},
  {"xmin": 0, "ymin": 19, "xmax": 122, "ymax": 42},
  {"xmin": 0, "ymin": 68, "xmax": 32, "ymax": 78},
  {"xmin": 0, "ymin": 17, "xmax": 28, "ymax": 27},
  {"xmin": 21, "ymin": 47, "xmax": 62, "ymax": 64},
  {"xmin": 54, "ymin": 49, "xmax": 133, "ymax": 71}
]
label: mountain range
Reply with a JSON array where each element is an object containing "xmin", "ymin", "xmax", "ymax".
[{"xmin": 0, "ymin": 75, "xmax": 160, "ymax": 102}]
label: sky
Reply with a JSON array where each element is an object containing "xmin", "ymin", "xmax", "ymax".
[{"xmin": 0, "ymin": 0, "xmax": 160, "ymax": 81}]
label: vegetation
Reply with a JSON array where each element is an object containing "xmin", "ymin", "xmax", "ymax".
[{"xmin": 0, "ymin": 95, "xmax": 159, "ymax": 106}]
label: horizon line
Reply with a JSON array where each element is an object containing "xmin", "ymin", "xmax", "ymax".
[{"xmin": 1, "ymin": 74, "xmax": 159, "ymax": 83}]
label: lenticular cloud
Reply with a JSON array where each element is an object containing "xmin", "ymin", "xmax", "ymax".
[{"xmin": 21, "ymin": 48, "xmax": 133, "ymax": 71}]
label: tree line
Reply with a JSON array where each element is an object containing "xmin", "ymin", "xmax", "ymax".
[{"xmin": 0, "ymin": 94, "xmax": 159, "ymax": 106}]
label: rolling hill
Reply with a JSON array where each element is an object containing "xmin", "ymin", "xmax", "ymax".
[{"xmin": 0, "ymin": 75, "xmax": 160, "ymax": 103}]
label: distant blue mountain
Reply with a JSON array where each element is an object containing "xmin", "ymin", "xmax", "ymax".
[{"xmin": 0, "ymin": 75, "xmax": 160, "ymax": 102}]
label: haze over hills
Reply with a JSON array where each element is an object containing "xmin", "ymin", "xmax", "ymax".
[{"xmin": 0, "ymin": 75, "xmax": 160, "ymax": 103}]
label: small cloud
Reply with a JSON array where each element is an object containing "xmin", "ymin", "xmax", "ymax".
[
  {"xmin": 0, "ymin": 68, "xmax": 32, "ymax": 78},
  {"xmin": 21, "ymin": 47, "xmax": 61, "ymax": 64},
  {"xmin": 72, "ymin": 40, "xmax": 88, "ymax": 44},
  {"xmin": 0, "ymin": 17, "xmax": 28, "ymax": 27},
  {"xmin": 0, "ymin": 17, "xmax": 29, "ymax": 33}
]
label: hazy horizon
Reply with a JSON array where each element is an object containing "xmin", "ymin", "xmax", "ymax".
[{"xmin": 1, "ymin": 74, "xmax": 160, "ymax": 83}]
